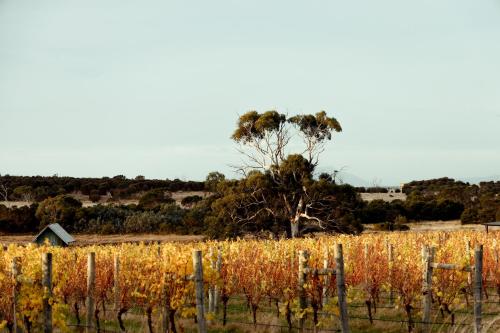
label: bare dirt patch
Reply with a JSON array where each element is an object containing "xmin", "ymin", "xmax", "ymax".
[
  {"xmin": 363, "ymin": 220, "xmax": 484, "ymax": 234},
  {"xmin": 360, "ymin": 192, "xmax": 407, "ymax": 202},
  {"xmin": 0, "ymin": 201, "xmax": 31, "ymax": 208},
  {"xmin": 0, "ymin": 233, "xmax": 205, "ymax": 246}
]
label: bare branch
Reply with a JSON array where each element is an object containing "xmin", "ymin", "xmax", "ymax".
[{"xmin": 0, "ymin": 183, "xmax": 8, "ymax": 202}]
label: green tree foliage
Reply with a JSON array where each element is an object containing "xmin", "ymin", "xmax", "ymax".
[
  {"xmin": 0, "ymin": 204, "xmax": 39, "ymax": 232},
  {"xmin": 12, "ymin": 185, "xmax": 34, "ymax": 201},
  {"xmin": 400, "ymin": 178, "xmax": 500, "ymax": 224},
  {"xmin": 138, "ymin": 189, "xmax": 175, "ymax": 210},
  {"xmin": 158, "ymin": 204, "xmax": 187, "ymax": 233},
  {"xmin": 204, "ymin": 172, "xmax": 226, "ymax": 192},
  {"xmin": 374, "ymin": 222, "xmax": 410, "ymax": 231},
  {"xmin": 124, "ymin": 211, "xmax": 164, "ymax": 233},
  {"xmin": 359, "ymin": 200, "xmax": 400, "ymax": 224},
  {"xmin": 89, "ymin": 190, "xmax": 101, "ymax": 203},
  {"xmin": 288, "ymin": 111, "xmax": 342, "ymax": 164},
  {"xmin": 35, "ymin": 195, "xmax": 82, "ymax": 230},
  {"xmin": 477, "ymin": 194, "xmax": 500, "ymax": 223},
  {"xmin": 180, "ymin": 195, "xmax": 203, "ymax": 207},
  {"xmin": 461, "ymin": 207, "xmax": 479, "ymax": 224},
  {"xmin": 209, "ymin": 109, "xmax": 361, "ymax": 238},
  {"xmin": 75, "ymin": 204, "xmax": 132, "ymax": 233},
  {"xmin": 0, "ymin": 174, "xmax": 205, "ymax": 202}
]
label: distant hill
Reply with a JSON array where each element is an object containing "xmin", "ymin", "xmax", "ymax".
[
  {"xmin": 315, "ymin": 167, "xmax": 371, "ymax": 187},
  {"xmin": 459, "ymin": 175, "xmax": 500, "ymax": 184},
  {"xmin": 336, "ymin": 172, "xmax": 372, "ymax": 187}
]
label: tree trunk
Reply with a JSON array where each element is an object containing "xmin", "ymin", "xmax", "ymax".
[
  {"xmin": 117, "ymin": 308, "xmax": 127, "ymax": 332},
  {"xmin": 94, "ymin": 308, "xmax": 100, "ymax": 333},
  {"xmin": 366, "ymin": 299, "xmax": 373, "ymax": 324},
  {"xmin": 251, "ymin": 303, "xmax": 258, "ymax": 327},
  {"xmin": 285, "ymin": 302, "xmax": 292, "ymax": 332},
  {"xmin": 146, "ymin": 307, "xmax": 153, "ymax": 333},
  {"xmin": 168, "ymin": 309, "xmax": 177, "ymax": 333},
  {"xmin": 290, "ymin": 221, "xmax": 299, "ymax": 238},
  {"xmin": 222, "ymin": 295, "xmax": 229, "ymax": 326},
  {"xmin": 74, "ymin": 302, "xmax": 81, "ymax": 325}
]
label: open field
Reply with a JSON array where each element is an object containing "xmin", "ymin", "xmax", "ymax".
[
  {"xmin": 0, "ymin": 233, "xmax": 205, "ymax": 246},
  {"xmin": 360, "ymin": 192, "xmax": 407, "ymax": 202},
  {"xmin": 0, "ymin": 220, "xmax": 487, "ymax": 246},
  {"xmin": 0, "ymin": 220, "xmax": 485, "ymax": 246}
]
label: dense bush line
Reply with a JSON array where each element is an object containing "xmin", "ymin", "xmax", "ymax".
[
  {"xmin": 1, "ymin": 175, "xmax": 499, "ymax": 237},
  {"xmin": 0, "ymin": 174, "xmax": 204, "ymax": 202},
  {"xmin": 402, "ymin": 178, "xmax": 500, "ymax": 224},
  {"xmin": 0, "ymin": 198, "xmax": 208, "ymax": 236},
  {"xmin": 357, "ymin": 198, "xmax": 465, "ymax": 224},
  {"xmin": 0, "ymin": 178, "xmax": 364, "ymax": 237}
]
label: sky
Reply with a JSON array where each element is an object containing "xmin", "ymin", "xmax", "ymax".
[{"xmin": 1, "ymin": 0, "xmax": 499, "ymax": 185}]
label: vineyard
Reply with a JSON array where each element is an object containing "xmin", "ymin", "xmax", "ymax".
[{"xmin": 1, "ymin": 231, "xmax": 500, "ymax": 332}]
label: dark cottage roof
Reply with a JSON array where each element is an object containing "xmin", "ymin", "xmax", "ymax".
[
  {"xmin": 482, "ymin": 221, "xmax": 500, "ymax": 226},
  {"xmin": 33, "ymin": 223, "xmax": 75, "ymax": 245}
]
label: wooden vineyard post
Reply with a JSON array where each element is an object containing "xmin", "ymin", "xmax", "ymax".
[
  {"xmin": 494, "ymin": 239, "xmax": 499, "ymax": 263},
  {"xmin": 363, "ymin": 244, "xmax": 369, "ymax": 290},
  {"xmin": 42, "ymin": 253, "xmax": 53, "ymax": 333},
  {"xmin": 113, "ymin": 254, "xmax": 120, "ymax": 311},
  {"xmin": 388, "ymin": 244, "xmax": 394, "ymax": 306},
  {"xmin": 86, "ymin": 252, "xmax": 96, "ymax": 332},
  {"xmin": 474, "ymin": 245, "xmax": 483, "ymax": 333},
  {"xmin": 363, "ymin": 243, "xmax": 375, "ymax": 324},
  {"xmin": 208, "ymin": 247, "xmax": 217, "ymax": 317},
  {"xmin": 298, "ymin": 250, "xmax": 309, "ymax": 332},
  {"xmin": 11, "ymin": 257, "xmax": 22, "ymax": 333},
  {"xmin": 335, "ymin": 244, "xmax": 349, "ymax": 333},
  {"xmin": 214, "ymin": 247, "xmax": 222, "ymax": 313},
  {"xmin": 322, "ymin": 247, "xmax": 329, "ymax": 307},
  {"xmin": 494, "ymin": 239, "xmax": 499, "ymax": 304},
  {"xmin": 207, "ymin": 247, "xmax": 221, "ymax": 323},
  {"xmin": 192, "ymin": 250, "xmax": 207, "ymax": 333},
  {"xmin": 208, "ymin": 247, "xmax": 214, "ymax": 314},
  {"xmin": 466, "ymin": 241, "xmax": 472, "ymax": 287},
  {"xmin": 422, "ymin": 245, "xmax": 435, "ymax": 333}
]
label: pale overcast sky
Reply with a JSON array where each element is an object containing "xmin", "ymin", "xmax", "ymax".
[{"xmin": 1, "ymin": 0, "xmax": 499, "ymax": 185}]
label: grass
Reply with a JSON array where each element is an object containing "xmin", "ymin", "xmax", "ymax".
[
  {"xmin": 60, "ymin": 294, "xmax": 500, "ymax": 333},
  {"xmin": 16, "ymin": 284, "xmax": 500, "ymax": 332}
]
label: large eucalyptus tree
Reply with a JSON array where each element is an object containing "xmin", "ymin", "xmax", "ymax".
[{"xmin": 229, "ymin": 110, "xmax": 344, "ymax": 237}]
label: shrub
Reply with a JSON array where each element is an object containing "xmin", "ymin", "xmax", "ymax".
[
  {"xmin": 89, "ymin": 190, "xmax": 101, "ymax": 203},
  {"xmin": 123, "ymin": 212, "xmax": 163, "ymax": 233},
  {"xmin": 394, "ymin": 215, "xmax": 408, "ymax": 224},
  {"xmin": 374, "ymin": 222, "xmax": 410, "ymax": 231},
  {"xmin": 73, "ymin": 204, "xmax": 132, "ymax": 233},
  {"xmin": 181, "ymin": 195, "xmax": 203, "ymax": 207},
  {"xmin": 0, "ymin": 204, "xmax": 39, "ymax": 233},
  {"xmin": 158, "ymin": 204, "xmax": 186, "ymax": 233},
  {"xmin": 461, "ymin": 207, "xmax": 479, "ymax": 224},
  {"xmin": 86, "ymin": 217, "xmax": 122, "ymax": 234},
  {"xmin": 35, "ymin": 195, "xmax": 82, "ymax": 230},
  {"xmin": 138, "ymin": 189, "xmax": 175, "ymax": 210}
]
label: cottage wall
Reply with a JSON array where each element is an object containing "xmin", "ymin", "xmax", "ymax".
[{"xmin": 35, "ymin": 230, "xmax": 66, "ymax": 247}]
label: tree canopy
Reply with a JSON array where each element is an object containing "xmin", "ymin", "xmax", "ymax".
[{"xmin": 208, "ymin": 110, "xmax": 355, "ymax": 238}]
